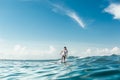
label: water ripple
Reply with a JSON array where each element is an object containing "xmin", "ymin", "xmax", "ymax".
[{"xmin": 1, "ymin": 54, "xmax": 120, "ymax": 80}]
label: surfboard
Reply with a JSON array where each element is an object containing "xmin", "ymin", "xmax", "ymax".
[{"xmin": 52, "ymin": 60, "xmax": 69, "ymax": 65}]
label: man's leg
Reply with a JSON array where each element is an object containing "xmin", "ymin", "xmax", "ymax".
[
  {"xmin": 63, "ymin": 56, "xmax": 66, "ymax": 62},
  {"xmin": 61, "ymin": 56, "xmax": 64, "ymax": 62}
]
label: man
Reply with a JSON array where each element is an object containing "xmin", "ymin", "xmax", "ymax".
[{"xmin": 60, "ymin": 46, "xmax": 68, "ymax": 63}]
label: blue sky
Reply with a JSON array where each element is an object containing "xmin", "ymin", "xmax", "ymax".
[{"xmin": 0, "ymin": 0, "xmax": 120, "ymax": 59}]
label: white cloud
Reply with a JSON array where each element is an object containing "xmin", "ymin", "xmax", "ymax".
[
  {"xmin": 1, "ymin": 41, "xmax": 120, "ymax": 60},
  {"xmin": 38, "ymin": 45, "xmax": 56, "ymax": 53},
  {"xmin": 86, "ymin": 48, "xmax": 91, "ymax": 53},
  {"xmin": 14, "ymin": 44, "xmax": 26, "ymax": 53},
  {"xmin": 25, "ymin": 45, "xmax": 57, "ymax": 60},
  {"xmin": 14, "ymin": 45, "xmax": 57, "ymax": 59},
  {"xmin": 104, "ymin": 3, "xmax": 120, "ymax": 20},
  {"xmin": 52, "ymin": 4, "xmax": 85, "ymax": 28},
  {"xmin": 82, "ymin": 47, "xmax": 120, "ymax": 58},
  {"xmin": 0, "ymin": 44, "xmax": 57, "ymax": 60},
  {"xmin": 111, "ymin": 47, "xmax": 119, "ymax": 53},
  {"xmin": 10, "ymin": 46, "xmax": 120, "ymax": 59}
]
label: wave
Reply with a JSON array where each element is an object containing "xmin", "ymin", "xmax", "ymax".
[{"xmin": 0, "ymin": 54, "xmax": 120, "ymax": 80}]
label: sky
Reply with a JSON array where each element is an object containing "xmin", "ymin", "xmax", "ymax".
[{"xmin": 0, "ymin": 0, "xmax": 120, "ymax": 60}]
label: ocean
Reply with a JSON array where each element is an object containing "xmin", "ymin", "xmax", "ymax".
[{"xmin": 0, "ymin": 54, "xmax": 120, "ymax": 80}]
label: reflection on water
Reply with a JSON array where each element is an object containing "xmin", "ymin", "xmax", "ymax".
[{"xmin": 0, "ymin": 54, "xmax": 120, "ymax": 80}]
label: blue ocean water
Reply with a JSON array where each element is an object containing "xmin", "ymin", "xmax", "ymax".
[{"xmin": 0, "ymin": 54, "xmax": 120, "ymax": 80}]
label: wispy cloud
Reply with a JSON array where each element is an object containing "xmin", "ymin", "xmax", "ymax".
[
  {"xmin": 104, "ymin": 3, "xmax": 120, "ymax": 20},
  {"xmin": 67, "ymin": 12, "xmax": 85, "ymax": 28},
  {"xmin": 51, "ymin": 4, "xmax": 85, "ymax": 28}
]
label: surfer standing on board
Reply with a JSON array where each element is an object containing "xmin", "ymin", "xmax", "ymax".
[{"xmin": 60, "ymin": 46, "xmax": 68, "ymax": 63}]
